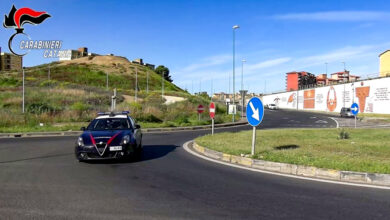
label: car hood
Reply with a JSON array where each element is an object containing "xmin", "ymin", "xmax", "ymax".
[{"xmin": 81, "ymin": 130, "xmax": 130, "ymax": 146}]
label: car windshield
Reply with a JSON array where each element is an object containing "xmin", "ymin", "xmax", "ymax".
[
  {"xmin": 270, "ymin": 104, "xmax": 275, "ymax": 106},
  {"xmin": 87, "ymin": 118, "xmax": 131, "ymax": 130}
]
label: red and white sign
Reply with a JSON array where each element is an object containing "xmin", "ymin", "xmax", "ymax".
[
  {"xmin": 209, "ymin": 102, "xmax": 215, "ymax": 118},
  {"xmin": 197, "ymin": 104, "xmax": 204, "ymax": 114}
]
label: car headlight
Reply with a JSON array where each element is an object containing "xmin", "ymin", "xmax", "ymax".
[
  {"xmin": 121, "ymin": 135, "xmax": 130, "ymax": 145},
  {"xmin": 77, "ymin": 137, "xmax": 84, "ymax": 147}
]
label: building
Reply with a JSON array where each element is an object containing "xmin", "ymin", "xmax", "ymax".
[
  {"xmin": 78, "ymin": 47, "xmax": 88, "ymax": 57},
  {"xmin": 379, "ymin": 50, "xmax": 390, "ymax": 77},
  {"xmin": 0, "ymin": 52, "xmax": 22, "ymax": 71},
  {"xmin": 144, "ymin": 63, "xmax": 155, "ymax": 70},
  {"xmin": 132, "ymin": 58, "xmax": 155, "ymax": 70},
  {"xmin": 59, "ymin": 49, "xmax": 83, "ymax": 61},
  {"xmin": 132, "ymin": 58, "xmax": 144, "ymax": 65},
  {"xmin": 59, "ymin": 47, "xmax": 99, "ymax": 61},
  {"xmin": 286, "ymin": 71, "xmax": 316, "ymax": 91},
  {"xmin": 330, "ymin": 71, "xmax": 360, "ymax": 83}
]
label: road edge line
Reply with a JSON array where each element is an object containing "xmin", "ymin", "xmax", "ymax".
[
  {"xmin": 329, "ymin": 117, "xmax": 339, "ymax": 128},
  {"xmin": 183, "ymin": 140, "xmax": 390, "ymax": 190}
]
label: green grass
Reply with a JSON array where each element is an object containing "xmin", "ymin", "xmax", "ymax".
[
  {"xmin": 196, "ymin": 128, "xmax": 390, "ymax": 174},
  {"xmin": 0, "ymin": 61, "xmax": 237, "ymax": 132}
]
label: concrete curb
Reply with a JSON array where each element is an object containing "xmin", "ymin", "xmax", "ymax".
[
  {"xmin": 192, "ymin": 142, "xmax": 390, "ymax": 187},
  {"xmin": 0, "ymin": 121, "xmax": 248, "ymax": 138}
]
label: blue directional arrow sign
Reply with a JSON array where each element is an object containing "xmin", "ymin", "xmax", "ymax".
[
  {"xmin": 246, "ymin": 97, "xmax": 264, "ymax": 127},
  {"xmin": 351, "ymin": 102, "xmax": 359, "ymax": 116}
]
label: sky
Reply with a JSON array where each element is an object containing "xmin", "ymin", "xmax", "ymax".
[{"xmin": 1, "ymin": 0, "xmax": 390, "ymax": 94}]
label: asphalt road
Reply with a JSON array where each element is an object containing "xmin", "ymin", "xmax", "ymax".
[{"xmin": 1, "ymin": 110, "xmax": 389, "ymax": 219}]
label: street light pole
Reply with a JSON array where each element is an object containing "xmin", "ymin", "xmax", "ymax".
[
  {"xmin": 232, "ymin": 25, "xmax": 240, "ymax": 122},
  {"xmin": 241, "ymin": 59, "xmax": 246, "ymax": 92}
]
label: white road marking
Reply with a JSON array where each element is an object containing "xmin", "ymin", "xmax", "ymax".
[
  {"xmin": 329, "ymin": 117, "xmax": 339, "ymax": 128},
  {"xmin": 183, "ymin": 141, "xmax": 390, "ymax": 190}
]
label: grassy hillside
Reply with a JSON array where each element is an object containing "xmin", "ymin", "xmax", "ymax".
[{"xmin": 0, "ymin": 56, "xmax": 235, "ymax": 132}]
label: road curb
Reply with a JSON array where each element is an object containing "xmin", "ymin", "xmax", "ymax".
[
  {"xmin": 0, "ymin": 121, "xmax": 248, "ymax": 138},
  {"xmin": 191, "ymin": 141, "xmax": 390, "ymax": 187}
]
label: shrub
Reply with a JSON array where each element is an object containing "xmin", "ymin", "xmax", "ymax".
[
  {"xmin": 71, "ymin": 102, "xmax": 90, "ymax": 112},
  {"xmin": 338, "ymin": 129, "xmax": 350, "ymax": 139},
  {"xmin": 27, "ymin": 102, "xmax": 56, "ymax": 114}
]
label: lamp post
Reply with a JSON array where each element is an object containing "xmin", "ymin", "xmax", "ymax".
[
  {"xmin": 232, "ymin": 24, "xmax": 240, "ymax": 122},
  {"xmin": 241, "ymin": 59, "xmax": 246, "ymax": 92}
]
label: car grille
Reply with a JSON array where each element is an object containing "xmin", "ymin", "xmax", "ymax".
[
  {"xmin": 96, "ymin": 143, "xmax": 106, "ymax": 154},
  {"xmin": 87, "ymin": 152, "xmax": 118, "ymax": 159}
]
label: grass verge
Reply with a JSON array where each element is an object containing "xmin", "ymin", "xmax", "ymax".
[{"xmin": 195, "ymin": 128, "xmax": 390, "ymax": 174}]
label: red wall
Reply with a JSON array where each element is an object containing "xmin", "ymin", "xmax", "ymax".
[{"xmin": 286, "ymin": 73, "xmax": 298, "ymax": 91}]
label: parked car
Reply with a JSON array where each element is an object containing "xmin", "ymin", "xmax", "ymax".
[
  {"xmin": 340, "ymin": 107, "xmax": 354, "ymax": 117},
  {"xmin": 268, "ymin": 104, "xmax": 279, "ymax": 110}
]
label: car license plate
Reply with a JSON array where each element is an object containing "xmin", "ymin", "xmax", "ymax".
[{"xmin": 110, "ymin": 146, "xmax": 122, "ymax": 151}]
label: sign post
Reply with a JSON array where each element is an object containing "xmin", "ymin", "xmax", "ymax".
[
  {"xmin": 197, "ymin": 104, "xmax": 204, "ymax": 121},
  {"xmin": 209, "ymin": 102, "xmax": 216, "ymax": 135},
  {"xmin": 351, "ymin": 102, "xmax": 359, "ymax": 128},
  {"xmin": 246, "ymin": 97, "xmax": 264, "ymax": 155}
]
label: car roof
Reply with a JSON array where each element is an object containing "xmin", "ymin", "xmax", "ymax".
[{"xmin": 96, "ymin": 115, "xmax": 128, "ymax": 119}]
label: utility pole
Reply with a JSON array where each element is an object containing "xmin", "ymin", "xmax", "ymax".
[
  {"xmin": 22, "ymin": 67, "xmax": 25, "ymax": 113},
  {"xmin": 111, "ymin": 88, "xmax": 117, "ymax": 111},
  {"xmin": 135, "ymin": 67, "xmax": 138, "ymax": 102}
]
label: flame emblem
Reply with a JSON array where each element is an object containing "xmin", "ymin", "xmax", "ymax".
[{"xmin": 3, "ymin": 5, "xmax": 51, "ymax": 56}]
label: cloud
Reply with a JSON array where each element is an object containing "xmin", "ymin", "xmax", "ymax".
[
  {"xmin": 246, "ymin": 57, "xmax": 291, "ymax": 71},
  {"xmin": 181, "ymin": 54, "xmax": 231, "ymax": 72},
  {"xmin": 272, "ymin": 11, "xmax": 390, "ymax": 22}
]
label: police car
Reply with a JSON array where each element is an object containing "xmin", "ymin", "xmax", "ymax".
[{"xmin": 75, "ymin": 111, "xmax": 143, "ymax": 162}]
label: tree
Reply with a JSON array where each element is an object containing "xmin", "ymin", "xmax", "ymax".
[{"xmin": 155, "ymin": 65, "xmax": 173, "ymax": 82}]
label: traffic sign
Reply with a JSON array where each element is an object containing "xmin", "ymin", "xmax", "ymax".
[
  {"xmin": 246, "ymin": 97, "xmax": 264, "ymax": 127},
  {"xmin": 351, "ymin": 103, "xmax": 359, "ymax": 116},
  {"xmin": 197, "ymin": 104, "xmax": 204, "ymax": 114},
  {"xmin": 209, "ymin": 102, "xmax": 215, "ymax": 119}
]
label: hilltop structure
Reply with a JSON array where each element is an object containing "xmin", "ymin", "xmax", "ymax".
[{"xmin": 0, "ymin": 52, "xmax": 22, "ymax": 71}]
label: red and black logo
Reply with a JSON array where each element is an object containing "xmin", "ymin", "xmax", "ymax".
[{"xmin": 3, "ymin": 5, "xmax": 50, "ymax": 56}]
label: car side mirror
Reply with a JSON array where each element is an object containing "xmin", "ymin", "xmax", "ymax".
[
  {"xmin": 81, "ymin": 127, "xmax": 86, "ymax": 131},
  {"xmin": 135, "ymin": 124, "xmax": 141, "ymax": 129}
]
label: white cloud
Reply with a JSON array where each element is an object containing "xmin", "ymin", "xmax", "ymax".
[
  {"xmin": 246, "ymin": 57, "xmax": 291, "ymax": 71},
  {"xmin": 273, "ymin": 11, "xmax": 390, "ymax": 22},
  {"xmin": 181, "ymin": 54, "xmax": 231, "ymax": 72}
]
